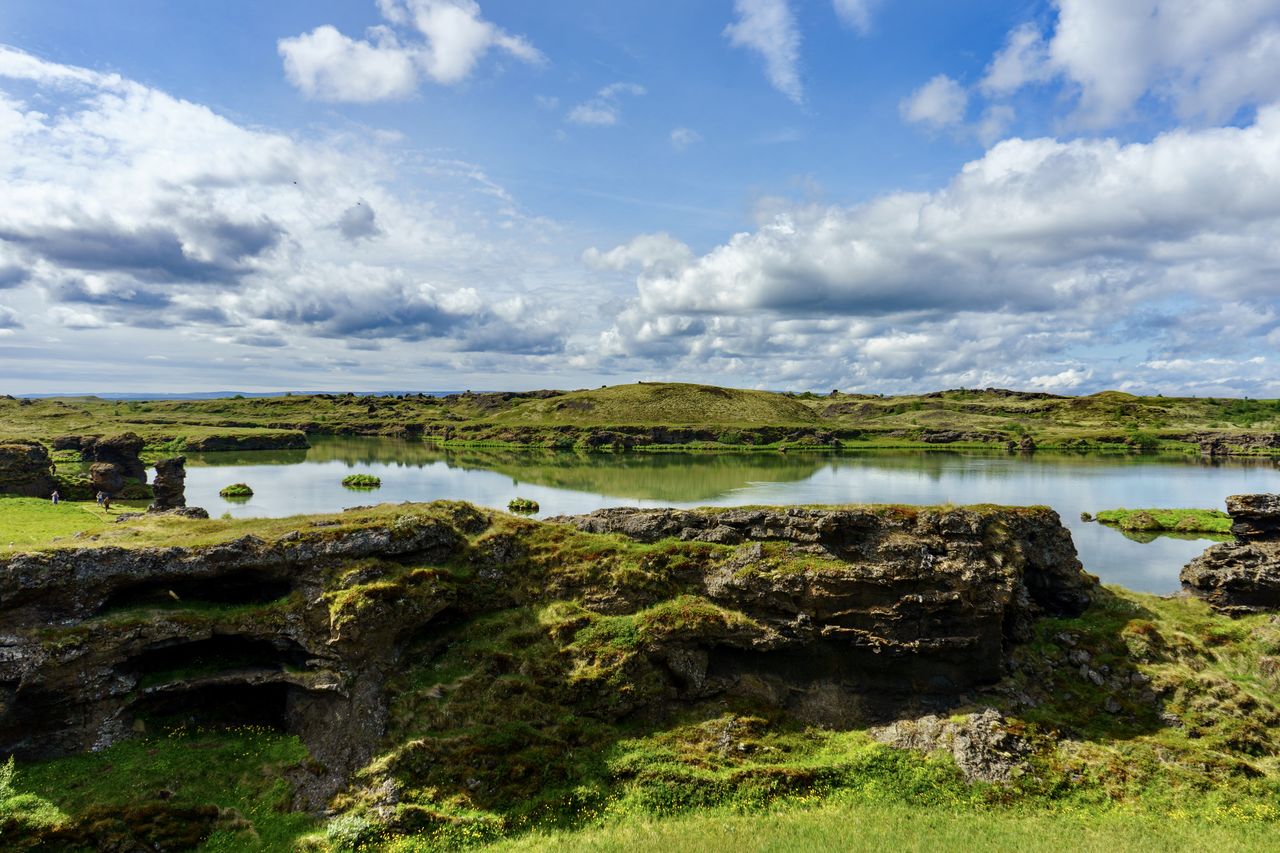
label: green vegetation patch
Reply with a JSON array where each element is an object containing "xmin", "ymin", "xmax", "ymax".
[
  {"xmin": 507, "ymin": 497, "xmax": 540, "ymax": 514},
  {"xmin": 5, "ymin": 729, "xmax": 314, "ymax": 851},
  {"xmin": 218, "ymin": 482, "xmax": 254, "ymax": 498},
  {"xmin": 342, "ymin": 474, "xmax": 382, "ymax": 489},
  {"xmin": 1095, "ymin": 507, "xmax": 1232, "ymax": 534}
]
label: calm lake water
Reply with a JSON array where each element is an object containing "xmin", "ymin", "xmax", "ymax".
[{"xmin": 176, "ymin": 436, "xmax": 1280, "ymax": 594}]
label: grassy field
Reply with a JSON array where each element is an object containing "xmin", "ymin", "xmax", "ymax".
[
  {"xmin": 0, "ymin": 496, "xmax": 148, "ymax": 550},
  {"xmin": 1094, "ymin": 507, "xmax": 1234, "ymax": 534},
  {"xmin": 480, "ymin": 800, "xmax": 1279, "ymax": 853},
  {"xmin": 4, "ymin": 383, "xmax": 1280, "ymax": 453}
]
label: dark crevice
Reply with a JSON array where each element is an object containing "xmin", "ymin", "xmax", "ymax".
[
  {"xmin": 122, "ymin": 635, "xmax": 313, "ymax": 688},
  {"xmin": 130, "ymin": 682, "xmax": 295, "ymax": 731},
  {"xmin": 97, "ymin": 572, "xmax": 294, "ymax": 614}
]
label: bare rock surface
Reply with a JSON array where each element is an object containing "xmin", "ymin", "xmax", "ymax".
[{"xmin": 870, "ymin": 708, "xmax": 1030, "ymax": 783}]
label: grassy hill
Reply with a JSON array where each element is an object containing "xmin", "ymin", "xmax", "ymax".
[{"xmin": 492, "ymin": 383, "xmax": 819, "ymax": 426}]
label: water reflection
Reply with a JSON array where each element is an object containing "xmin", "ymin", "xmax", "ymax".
[{"xmin": 179, "ymin": 436, "xmax": 1280, "ymax": 595}]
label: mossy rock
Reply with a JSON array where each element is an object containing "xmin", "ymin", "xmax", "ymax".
[
  {"xmin": 1119, "ymin": 511, "xmax": 1160, "ymax": 531},
  {"xmin": 342, "ymin": 474, "xmax": 382, "ymax": 489},
  {"xmin": 218, "ymin": 483, "xmax": 253, "ymax": 499},
  {"xmin": 508, "ymin": 497, "xmax": 539, "ymax": 514}
]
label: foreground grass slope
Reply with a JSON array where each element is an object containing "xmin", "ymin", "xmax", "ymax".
[
  {"xmin": 4, "ymin": 383, "xmax": 1280, "ymax": 453},
  {"xmin": 3, "ymin": 500, "xmax": 1279, "ymax": 851}
]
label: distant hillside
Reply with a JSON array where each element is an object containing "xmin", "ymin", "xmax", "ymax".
[{"xmin": 492, "ymin": 382, "xmax": 819, "ymax": 425}]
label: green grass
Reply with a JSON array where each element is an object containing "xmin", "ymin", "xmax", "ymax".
[
  {"xmin": 342, "ymin": 474, "xmax": 382, "ymax": 489},
  {"xmin": 1094, "ymin": 507, "xmax": 1233, "ymax": 534},
  {"xmin": 218, "ymin": 482, "xmax": 254, "ymax": 498},
  {"xmin": 478, "ymin": 799, "xmax": 1280, "ymax": 853},
  {"xmin": 10, "ymin": 728, "xmax": 315, "ymax": 850},
  {"xmin": 0, "ymin": 496, "xmax": 145, "ymax": 550}
]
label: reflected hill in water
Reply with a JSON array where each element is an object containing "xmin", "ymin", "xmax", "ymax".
[{"xmin": 186, "ymin": 435, "xmax": 1278, "ymax": 505}]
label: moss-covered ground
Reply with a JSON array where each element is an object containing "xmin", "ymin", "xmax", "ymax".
[
  {"xmin": 4, "ymin": 503, "xmax": 1280, "ymax": 851},
  {"xmin": 1094, "ymin": 507, "xmax": 1234, "ymax": 534}
]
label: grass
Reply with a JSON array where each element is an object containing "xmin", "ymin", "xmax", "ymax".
[
  {"xmin": 508, "ymin": 498, "xmax": 540, "ymax": 513},
  {"xmin": 342, "ymin": 473, "xmax": 382, "ymax": 489},
  {"xmin": 480, "ymin": 799, "xmax": 1280, "ymax": 853},
  {"xmin": 1094, "ymin": 507, "xmax": 1233, "ymax": 534},
  {"xmin": 0, "ymin": 496, "xmax": 149, "ymax": 549},
  {"xmin": 9, "ymin": 728, "xmax": 314, "ymax": 850}
]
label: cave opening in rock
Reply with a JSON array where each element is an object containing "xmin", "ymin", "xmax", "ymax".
[
  {"xmin": 97, "ymin": 571, "xmax": 294, "ymax": 614},
  {"xmin": 122, "ymin": 635, "xmax": 313, "ymax": 689},
  {"xmin": 130, "ymin": 682, "xmax": 295, "ymax": 731}
]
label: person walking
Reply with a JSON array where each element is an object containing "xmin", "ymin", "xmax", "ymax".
[
  {"xmin": 102, "ymin": 494, "xmax": 111, "ymax": 510},
  {"xmin": 50, "ymin": 490, "xmax": 60, "ymax": 505},
  {"xmin": 96, "ymin": 491, "xmax": 105, "ymax": 506}
]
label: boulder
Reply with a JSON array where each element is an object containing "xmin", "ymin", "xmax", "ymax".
[
  {"xmin": 1182, "ymin": 494, "xmax": 1280, "ymax": 614},
  {"xmin": 89, "ymin": 462, "xmax": 126, "ymax": 494},
  {"xmin": 150, "ymin": 456, "xmax": 187, "ymax": 510},
  {"xmin": 1226, "ymin": 494, "xmax": 1280, "ymax": 541},
  {"xmin": 0, "ymin": 442, "xmax": 57, "ymax": 498},
  {"xmin": 1181, "ymin": 540, "xmax": 1280, "ymax": 615}
]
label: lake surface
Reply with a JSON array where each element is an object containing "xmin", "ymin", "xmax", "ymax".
[{"xmin": 177, "ymin": 437, "xmax": 1280, "ymax": 594}]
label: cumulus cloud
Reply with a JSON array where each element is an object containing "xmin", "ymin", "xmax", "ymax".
[
  {"xmin": 900, "ymin": 74, "xmax": 969, "ymax": 128},
  {"xmin": 567, "ymin": 82, "xmax": 646, "ymax": 127},
  {"xmin": 336, "ymin": 201, "xmax": 382, "ymax": 242},
  {"xmin": 725, "ymin": 0, "xmax": 803, "ymax": 104},
  {"xmin": 279, "ymin": 0, "xmax": 543, "ymax": 102},
  {"xmin": 0, "ymin": 44, "xmax": 574, "ymax": 380},
  {"xmin": 593, "ymin": 107, "xmax": 1280, "ymax": 393},
  {"xmin": 985, "ymin": 0, "xmax": 1280, "ymax": 126}
]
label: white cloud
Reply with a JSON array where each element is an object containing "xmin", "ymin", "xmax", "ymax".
[
  {"xmin": 279, "ymin": 0, "xmax": 543, "ymax": 102},
  {"xmin": 832, "ymin": 0, "xmax": 879, "ymax": 34},
  {"xmin": 0, "ymin": 45, "xmax": 576, "ymax": 378},
  {"xmin": 987, "ymin": 0, "xmax": 1280, "ymax": 126},
  {"xmin": 900, "ymin": 74, "xmax": 968, "ymax": 128},
  {"xmin": 724, "ymin": 0, "xmax": 803, "ymax": 104},
  {"xmin": 594, "ymin": 107, "xmax": 1280, "ymax": 393},
  {"xmin": 670, "ymin": 127, "xmax": 702, "ymax": 150},
  {"xmin": 567, "ymin": 81, "xmax": 646, "ymax": 128},
  {"xmin": 980, "ymin": 22, "xmax": 1051, "ymax": 96},
  {"xmin": 279, "ymin": 25, "xmax": 419, "ymax": 102}
]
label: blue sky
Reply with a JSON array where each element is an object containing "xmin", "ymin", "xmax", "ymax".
[{"xmin": 1, "ymin": 1, "xmax": 1279, "ymax": 394}]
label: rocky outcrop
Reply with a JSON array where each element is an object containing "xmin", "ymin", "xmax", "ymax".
[
  {"xmin": 0, "ymin": 501, "xmax": 1093, "ymax": 809},
  {"xmin": 0, "ymin": 441, "xmax": 56, "ymax": 497},
  {"xmin": 150, "ymin": 456, "xmax": 186, "ymax": 509},
  {"xmin": 1225, "ymin": 494, "xmax": 1280, "ymax": 540},
  {"xmin": 1182, "ymin": 494, "xmax": 1280, "ymax": 614},
  {"xmin": 75, "ymin": 433, "xmax": 148, "ymax": 483},
  {"xmin": 552, "ymin": 505, "xmax": 1094, "ymax": 697},
  {"xmin": 0, "ymin": 509, "xmax": 470, "ymax": 804}
]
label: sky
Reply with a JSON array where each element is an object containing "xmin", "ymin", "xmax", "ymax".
[{"xmin": 1, "ymin": 1, "xmax": 1279, "ymax": 396}]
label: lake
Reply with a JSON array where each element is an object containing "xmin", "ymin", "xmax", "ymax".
[{"xmin": 178, "ymin": 437, "xmax": 1280, "ymax": 594}]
